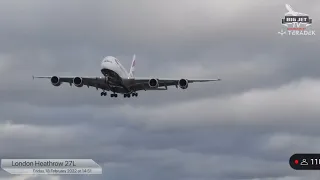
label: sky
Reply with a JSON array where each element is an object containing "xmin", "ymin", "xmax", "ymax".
[{"xmin": 0, "ymin": 0, "xmax": 320, "ymax": 179}]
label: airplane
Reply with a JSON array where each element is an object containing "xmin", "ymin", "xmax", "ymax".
[
  {"xmin": 33, "ymin": 55, "xmax": 221, "ymax": 98},
  {"xmin": 285, "ymin": 4, "xmax": 308, "ymax": 16}
]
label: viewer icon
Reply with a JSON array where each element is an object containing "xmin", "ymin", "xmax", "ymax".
[{"xmin": 300, "ymin": 159, "xmax": 308, "ymax": 166}]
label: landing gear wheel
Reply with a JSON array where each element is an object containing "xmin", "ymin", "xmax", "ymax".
[
  {"xmin": 114, "ymin": 94, "xmax": 118, "ymax": 98},
  {"xmin": 101, "ymin": 92, "xmax": 107, "ymax": 96}
]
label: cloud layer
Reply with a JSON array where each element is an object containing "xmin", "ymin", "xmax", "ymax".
[{"xmin": 0, "ymin": 0, "xmax": 319, "ymax": 180}]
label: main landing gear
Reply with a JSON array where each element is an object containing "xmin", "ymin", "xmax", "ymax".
[
  {"xmin": 100, "ymin": 92, "xmax": 137, "ymax": 98},
  {"xmin": 110, "ymin": 93, "xmax": 118, "ymax": 98},
  {"xmin": 100, "ymin": 91, "xmax": 117, "ymax": 97},
  {"xmin": 100, "ymin": 91, "xmax": 107, "ymax": 96},
  {"xmin": 124, "ymin": 92, "xmax": 138, "ymax": 98}
]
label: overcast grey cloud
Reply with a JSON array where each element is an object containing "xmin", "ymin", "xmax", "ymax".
[{"xmin": 0, "ymin": 0, "xmax": 320, "ymax": 179}]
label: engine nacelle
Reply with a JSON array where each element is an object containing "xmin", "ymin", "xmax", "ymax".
[
  {"xmin": 178, "ymin": 79, "xmax": 188, "ymax": 89},
  {"xmin": 148, "ymin": 78, "xmax": 159, "ymax": 88},
  {"xmin": 73, "ymin": 77, "xmax": 83, "ymax": 87},
  {"xmin": 51, "ymin": 76, "xmax": 61, "ymax": 86}
]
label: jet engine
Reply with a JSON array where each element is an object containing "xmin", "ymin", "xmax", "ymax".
[
  {"xmin": 178, "ymin": 79, "xmax": 188, "ymax": 89},
  {"xmin": 51, "ymin": 76, "xmax": 61, "ymax": 86},
  {"xmin": 73, "ymin": 77, "xmax": 84, "ymax": 87},
  {"xmin": 148, "ymin": 78, "xmax": 159, "ymax": 88}
]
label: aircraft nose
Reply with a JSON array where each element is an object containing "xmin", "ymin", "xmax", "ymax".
[
  {"xmin": 101, "ymin": 62, "xmax": 107, "ymax": 69},
  {"xmin": 101, "ymin": 60, "xmax": 112, "ymax": 69}
]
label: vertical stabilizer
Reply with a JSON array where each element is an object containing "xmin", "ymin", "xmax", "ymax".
[{"xmin": 129, "ymin": 54, "xmax": 136, "ymax": 78}]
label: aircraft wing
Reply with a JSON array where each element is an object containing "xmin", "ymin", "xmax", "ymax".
[
  {"xmin": 32, "ymin": 76, "xmax": 112, "ymax": 90},
  {"xmin": 131, "ymin": 78, "xmax": 221, "ymax": 91}
]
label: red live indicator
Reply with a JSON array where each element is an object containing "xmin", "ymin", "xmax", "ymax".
[{"xmin": 294, "ymin": 160, "xmax": 299, "ymax": 164}]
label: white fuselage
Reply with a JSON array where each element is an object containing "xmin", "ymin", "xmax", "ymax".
[
  {"xmin": 101, "ymin": 56, "xmax": 129, "ymax": 79},
  {"xmin": 100, "ymin": 56, "xmax": 136, "ymax": 93}
]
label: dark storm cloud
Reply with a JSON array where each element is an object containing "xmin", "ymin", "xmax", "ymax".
[{"xmin": 0, "ymin": 0, "xmax": 320, "ymax": 180}]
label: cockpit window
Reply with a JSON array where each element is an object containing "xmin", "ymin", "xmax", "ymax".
[
  {"xmin": 104, "ymin": 59, "xmax": 113, "ymax": 63},
  {"xmin": 114, "ymin": 59, "xmax": 120, "ymax": 65}
]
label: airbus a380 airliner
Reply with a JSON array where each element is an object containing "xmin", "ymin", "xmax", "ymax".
[{"xmin": 33, "ymin": 55, "xmax": 221, "ymax": 98}]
